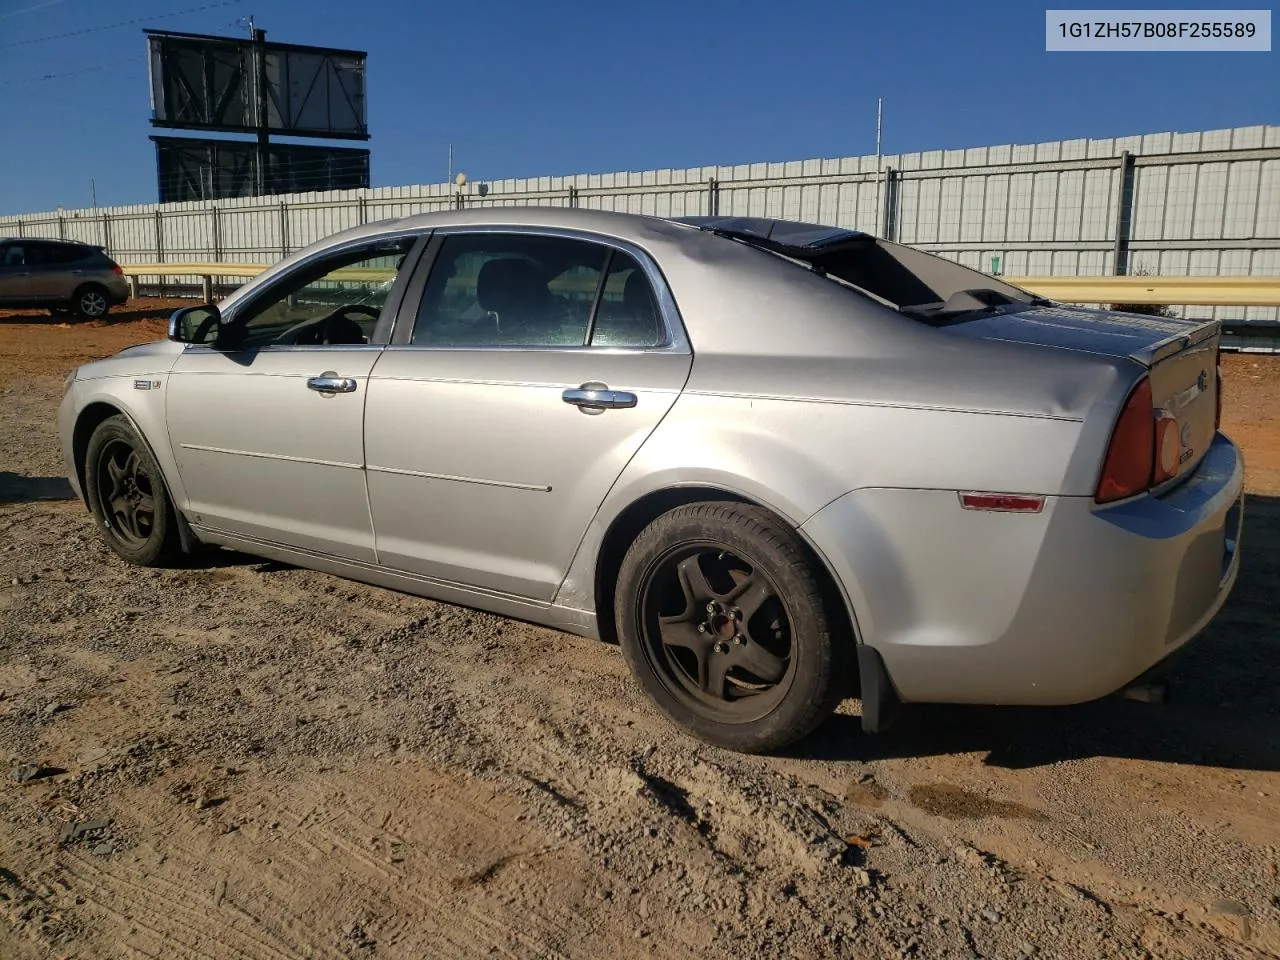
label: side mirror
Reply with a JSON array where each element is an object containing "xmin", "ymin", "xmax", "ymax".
[{"xmin": 168, "ymin": 304, "xmax": 223, "ymax": 345}]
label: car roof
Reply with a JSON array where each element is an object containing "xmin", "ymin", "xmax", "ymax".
[
  {"xmin": 0, "ymin": 237, "xmax": 97, "ymax": 247},
  {"xmin": 675, "ymin": 216, "xmax": 871, "ymax": 251}
]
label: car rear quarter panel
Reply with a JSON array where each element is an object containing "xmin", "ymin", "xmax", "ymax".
[{"xmin": 555, "ymin": 384, "xmax": 1109, "ymax": 618}]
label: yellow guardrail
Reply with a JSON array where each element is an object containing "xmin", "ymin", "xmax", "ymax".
[
  {"xmin": 1003, "ymin": 275, "xmax": 1280, "ymax": 307},
  {"xmin": 119, "ymin": 263, "xmax": 1280, "ymax": 307}
]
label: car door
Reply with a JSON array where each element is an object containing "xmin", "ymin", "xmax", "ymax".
[
  {"xmin": 165, "ymin": 234, "xmax": 423, "ymax": 563},
  {"xmin": 0, "ymin": 243, "xmax": 33, "ymax": 302},
  {"xmin": 363, "ymin": 228, "xmax": 693, "ymax": 601},
  {"xmin": 25, "ymin": 242, "xmax": 84, "ymax": 300}
]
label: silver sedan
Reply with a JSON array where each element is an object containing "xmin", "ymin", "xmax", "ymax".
[{"xmin": 58, "ymin": 208, "xmax": 1244, "ymax": 753}]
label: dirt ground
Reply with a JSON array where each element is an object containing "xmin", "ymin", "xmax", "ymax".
[{"xmin": 1, "ymin": 300, "xmax": 1278, "ymax": 960}]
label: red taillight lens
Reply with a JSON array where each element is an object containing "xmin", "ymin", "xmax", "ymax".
[
  {"xmin": 110, "ymin": 263, "xmax": 123, "ymax": 276},
  {"xmin": 1095, "ymin": 378, "xmax": 1154, "ymax": 504}
]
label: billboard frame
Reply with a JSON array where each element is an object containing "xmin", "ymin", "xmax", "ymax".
[{"xmin": 145, "ymin": 28, "xmax": 369, "ymax": 140}]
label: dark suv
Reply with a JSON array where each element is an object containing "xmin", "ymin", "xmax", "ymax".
[{"xmin": 0, "ymin": 238, "xmax": 130, "ymax": 319}]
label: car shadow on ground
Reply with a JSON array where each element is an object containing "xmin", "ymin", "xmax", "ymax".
[
  {"xmin": 0, "ymin": 473, "xmax": 75, "ymax": 504},
  {"xmin": 0, "ymin": 305, "xmax": 169, "ymax": 326},
  {"xmin": 795, "ymin": 494, "xmax": 1280, "ymax": 773}
]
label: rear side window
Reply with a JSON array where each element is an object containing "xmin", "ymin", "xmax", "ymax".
[
  {"xmin": 411, "ymin": 234, "xmax": 665, "ymax": 348},
  {"xmin": 591, "ymin": 252, "xmax": 663, "ymax": 348},
  {"xmin": 23, "ymin": 243, "xmax": 92, "ymax": 265},
  {"xmin": 0, "ymin": 245, "xmax": 25, "ymax": 266},
  {"xmin": 44, "ymin": 244, "xmax": 93, "ymax": 264}
]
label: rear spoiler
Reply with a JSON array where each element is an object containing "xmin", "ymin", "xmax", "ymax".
[{"xmin": 1137, "ymin": 318, "xmax": 1221, "ymax": 367}]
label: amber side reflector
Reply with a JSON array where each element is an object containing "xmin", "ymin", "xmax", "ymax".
[
  {"xmin": 959, "ymin": 492, "xmax": 1046, "ymax": 513},
  {"xmin": 1153, "ymin": 414, "xmax": 1182, "ymax": 485}
]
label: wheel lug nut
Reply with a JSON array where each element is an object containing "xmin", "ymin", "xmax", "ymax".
[
  {"xmin": 706, "ymin": 602, "xmax": 716, "ymax": 614},
  {"xmin": 696, "ymin": 623, "xmax": 707, "ymax": 633}
]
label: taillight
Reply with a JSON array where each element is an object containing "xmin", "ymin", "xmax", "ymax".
[
  {"xmin": 110, "ymin": 263, "xmax": 123, "ymax": 276},
  {"xmin": 1095, "ymin": 378, "xmax": 1154, "ymax": 504}
]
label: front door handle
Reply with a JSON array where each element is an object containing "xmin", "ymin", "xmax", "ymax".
[
  {"xmin": 307, "ymin": 373, "xmax": 358, "ymax": 394},
  {"xmin": 562, "ymin": 382, "xmax": 638, "ymax": 413}
]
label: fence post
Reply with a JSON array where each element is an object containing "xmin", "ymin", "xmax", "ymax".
[
  {"xmin": 155, "ymin": 209, "xmax": 165, "ymax": 298},
  {"xmin": 101, "ymin": 214, "xmax": 111, "ymax": 255},
  {"xmin": 279, "ymin": 202, "xmax": 288, "ymax": 258},
  {"xmin": 1112, "ymin": 150, "xmax": 1136, "ymax": 276},
  {"xmin": 881, "ymin": 166, "xmax": 898, "ymax": 241},
  {"xmin": 569, "ymin": 185, "xmax": 578, "ymax": 208},
  {"xmin": 358, "ymin": 195, "xmax": 367, "ymax": 225},
  {"xmin": 706, "ymin": 177, "xmax": 719, "ymax": 217},
  {"xmin": 211, "ymin": 206, "xmax": 222, "ymax": 261},
  {"xmin": 57, "ymin": 213, "xmax": 66, "ymax": 239},
  {"xmin": 15, "ymin": 219, "xmax": 23, "ymax": 238}
]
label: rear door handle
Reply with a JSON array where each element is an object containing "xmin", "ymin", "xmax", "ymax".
[
  {"xmin": 307, "ymin": 373, "xmax": 358, "ymax": 394},
  {"xmin": 562, "ymin": 382, "xmax": 638, "ymax": 413}
]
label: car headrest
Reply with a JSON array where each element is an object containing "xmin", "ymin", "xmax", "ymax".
[
  {"xmin": 623, "ymin": 269, "xmax": 656, "ymax": 318},
  {"xmin": 477, "ymin": 258, "xmax": 548, "ymax": 316}
]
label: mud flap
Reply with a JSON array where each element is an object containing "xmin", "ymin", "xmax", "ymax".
[
  {"xmin": 175, "ymin": 510, "xmax": 204, "ymax": 555},
  {"xmin": 857, "ymin": 645, "xmax": 902, "ymax": 734}
]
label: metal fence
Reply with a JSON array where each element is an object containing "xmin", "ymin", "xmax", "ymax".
[{"xmin": 3, "ymin": 124, "xmax": 1278, "ymax": 322}]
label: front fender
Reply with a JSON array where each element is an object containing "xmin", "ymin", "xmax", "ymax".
[{"xmin": 64, "ymin": 374, "xmax": 188, "ymax": 513}]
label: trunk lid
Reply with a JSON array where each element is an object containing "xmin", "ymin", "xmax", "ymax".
[{"xmin": 944, "ymin": 304, "xmax": 1221, "ymax": 485}]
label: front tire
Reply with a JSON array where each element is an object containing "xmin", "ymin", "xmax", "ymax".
[
  {"xmin": 615, "ymin": 502, "xmax": 845, "ymax": 753},
  {"xmin": 84, "ymin": 415, "xmax": 182, "ymax": 566},
  {"xmin": 72, "ymin": 285, "xmax": 110, "ymax": 320}
]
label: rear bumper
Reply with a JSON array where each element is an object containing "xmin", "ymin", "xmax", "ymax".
[
  {"xmin": 801, "ymin": 433, "xmax": 1244, "ymax": 705},
  {"xmin": 106, "ymin": 278, "xmax": 130, "ymax": 305}
]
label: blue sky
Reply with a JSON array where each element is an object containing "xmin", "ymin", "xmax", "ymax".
[{"xmin": 0, "ymin": 0, "xmax": 1276, "ymax": 213}]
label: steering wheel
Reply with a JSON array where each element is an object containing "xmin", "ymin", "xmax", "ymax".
[
  {"xmin": 277, "ymin": 304, "xmax": 380, "ymax": 346},
  {"xmin": 316, "ymin": 304, "xmax": 380, "ymax": 345}
]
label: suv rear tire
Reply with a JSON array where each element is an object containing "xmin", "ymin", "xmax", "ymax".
[{"xmin": 72, "ymin": 284, "xmax": 110, "ymax": 320}]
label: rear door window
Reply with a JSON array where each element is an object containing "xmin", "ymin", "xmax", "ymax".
[{"xmin": 40, "ymin": 243, "xmax": 92, "ymax": 264}]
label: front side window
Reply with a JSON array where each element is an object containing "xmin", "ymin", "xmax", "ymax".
[
  {"xmin": 1, "ymin": 245, "xmax": 26, "ymax": 267},
  {"xmin": 411, "ymin": 234, "xmax": 666, "ymax": 348},
  {"xmin": 230, "ymin": 238, "xmax": 415, "ymax": 348}
]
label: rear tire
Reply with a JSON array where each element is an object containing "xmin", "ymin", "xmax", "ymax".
[
  {"xmin": 72, "ymin": 284, "xmax": 110, "ymax": 320},
  {"xmin": 615, "ymin": 501, "xmax": 845, "ymax": 754},
  {"xmin": 84, "ymin": 415, "xmax": 182, "ymax": 567}
]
